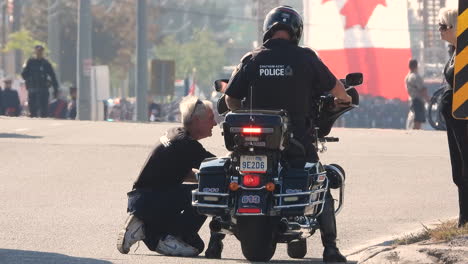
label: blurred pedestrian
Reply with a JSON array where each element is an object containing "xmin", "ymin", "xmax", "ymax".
[
  {"xmin": 21, "ymin": 45, "xmax": 59, "ymax": 118},
  {"xmin": 0, "ymin": 83, "xmax": 3, "ymax": 115},
  {"xmin": 68, "ymin": 86, "xmax": 77, "ymax": 119},
  {"xmin": 48, "ymin": 90, "xmax": 68, "ymax": 119},
  {"xmin": 405, "ymin": 59, "xmax": 428, "ymax": 129},
  {"xmin": 438, "ymin": 8, "xmax": 468, "ymax": 227},
  {"xmin": 1, "ymin": 78, "xmax": 21, "ymax": 116}
]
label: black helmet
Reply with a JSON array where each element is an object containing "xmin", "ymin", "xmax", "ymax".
[{"xmin": 263, "ymin": 6, "xmax": 303, "ymax": 45}]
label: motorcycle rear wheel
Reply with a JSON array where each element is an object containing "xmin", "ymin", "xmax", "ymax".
[{"xmin": 237, "ymin": 216, "xmax": 278, "ymax": 262}]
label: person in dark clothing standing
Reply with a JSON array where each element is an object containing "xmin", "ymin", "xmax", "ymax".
[
  {"xmin": 1, "ymin": 78, "xmax": 21, "ymax": 116},
  {"xmin": 21, "ymin": 45, "xmax": 59, "ymax": 118},
  {"xmin": 221, "ymin": 6, "xmax": 351, "ymax": 263},
  {"xmin": 117, "ymin": 96, "xmax": 218, "ymax": 257},
  {"xmin": 438, "ymin": 8, "xmax": 468, "ymax": 228}
]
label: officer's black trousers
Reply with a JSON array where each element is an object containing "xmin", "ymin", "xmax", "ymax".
[
  {"xmin": 286, "ymin": 140, "xmax": 339, "ymax": 248},
  {"xmin": 127, "ymin": 184, "xmax": 207, "ymax": 251},
  {"xmin": 28, "ymin": 91, "xmax": 49, "ymax": 118},
  {"xmin": 441, "ymin": 90, "xmax": 468, "ymax": 226},
  {"xmin": 317, "ymin": 191, "xmax": 339, "ymax": 248}
]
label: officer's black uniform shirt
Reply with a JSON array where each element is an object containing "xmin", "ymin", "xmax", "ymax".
[
  {"xmin": 225, "ymin": 39, "xmax": 337, "ymax": 134},
  {"xmin": 21, "ymin": 58, "xmax": 58, "ymax": 91},
  {"xmin": 133, "ymin": 127, "xmax": 215, "ymax": 191}
]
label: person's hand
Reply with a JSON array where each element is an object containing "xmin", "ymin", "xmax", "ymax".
[{"xmin": 334, "ymin": 94, "xmax": 352, "ymax": 107}]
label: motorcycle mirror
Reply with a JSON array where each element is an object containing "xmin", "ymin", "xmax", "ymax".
[
  {"xmin": 345, "ymin": 73, "xmax": 363, "ymax": 86},
  {"xmin": 214, "ymin": 79, "xmax": 229, "ymax": 93}
]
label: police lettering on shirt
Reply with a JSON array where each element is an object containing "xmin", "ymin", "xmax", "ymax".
[{"xmin": 259, "ymin": 65, "xmax": 293, "ymax": 77}]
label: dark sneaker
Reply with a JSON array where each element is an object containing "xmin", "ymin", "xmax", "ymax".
[
  {"xmin": 116, "ymin": 214, "xmax": 145, "ymax": 254},
  {"xmin": 323, "ymin": 246, "xmax": 347, "ymax": 263}
]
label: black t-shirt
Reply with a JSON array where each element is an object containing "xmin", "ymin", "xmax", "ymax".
[
  {"xmin": 225, "ymin": 39, "xmax": 336, "ymax": 121},
  {"xmin": 133, "ymin": 127, "xmax": 215, "ymax": 190}
]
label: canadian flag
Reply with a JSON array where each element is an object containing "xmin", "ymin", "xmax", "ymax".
[{"xmin": 303, "ymin": 0, "xmax": 412, "ymax": 100}]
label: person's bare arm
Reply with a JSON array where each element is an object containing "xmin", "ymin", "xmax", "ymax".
[
  {"xmin": 225, "ymin": 95, "xmax": 242, "ymax": 111},
  {"xmin": 330, "ymin": 79, "xmax": 352, "ymax": 105}
]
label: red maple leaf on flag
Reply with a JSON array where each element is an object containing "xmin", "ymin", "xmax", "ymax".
[
  {"xmin": 339, "ymin": 0, "xmax": 387, "ymax": 29},
  {"xmin": 321, "ymin": 0, "xmax": 333, "ymax": 3}
]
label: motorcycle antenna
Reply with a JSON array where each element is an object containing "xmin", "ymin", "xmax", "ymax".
[{"xmin": 249, "ymin": 82, "xmax": 254, "ymax": 123}]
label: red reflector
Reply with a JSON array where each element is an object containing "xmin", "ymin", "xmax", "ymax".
[
  {"xmin": 242, "ymin": 127, "xmax": 262, "ymax": 134},
  {"xmin": 243, "ymin": 174, "xmax": 261, "ymax": 187},
  {"xmin": 238, "ymin": 208, "xmax": 261, "ymax": 214}
]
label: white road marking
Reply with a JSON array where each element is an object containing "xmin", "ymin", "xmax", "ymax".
[{"xmin": 15, "ymin": 128, "xmax": 30, "ymax": 132}]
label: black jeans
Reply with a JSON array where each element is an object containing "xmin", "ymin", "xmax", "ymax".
[
  {"xmin": 28, "ymin": 90, "xmax": 49, "ymax": 118},
  {"xmin": 127, "ymin": 184, "xmax": 207, "ymax": 251},
  {"xmin": 441, "ymin": 90, "xmax": 468, "ymax": 225}
]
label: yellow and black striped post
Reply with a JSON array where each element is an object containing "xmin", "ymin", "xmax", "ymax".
[{"xmin": 453, "ymin": 0, "xmax": 468, "ymax": 119}]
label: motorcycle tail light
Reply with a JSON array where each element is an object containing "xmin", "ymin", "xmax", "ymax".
[
  {"xmin": 243, "ymin": 174, "xmax": 260, "ymax": 187},
  {"xmin": 237, "ymin": 208, "xmax": 261, "ymax": 214},
  {"xmin": 265, "ymin": 182, "xmax": 275, "ymax": 192},
  {"xmin": 242, "ymin": 127, "xmax": 262, "ymax": 134}
]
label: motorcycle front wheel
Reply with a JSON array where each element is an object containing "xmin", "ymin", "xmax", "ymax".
[{"xmin": 237, "ymin": 216, "xmax": 279, "ymax": 262}]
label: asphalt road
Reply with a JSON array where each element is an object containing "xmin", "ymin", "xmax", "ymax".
[{"xmin": 0, "ymin": 117, "xmax": 458, "ymax": 264}]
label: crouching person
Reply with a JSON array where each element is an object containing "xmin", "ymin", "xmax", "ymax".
[{"xmin": 117, "ymin": 96, "xmax": 217, "ymax": 256}]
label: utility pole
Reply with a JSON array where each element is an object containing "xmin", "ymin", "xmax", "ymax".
[
  {"xmin": 12, "ymin": 0, "xmax": 22, "ymax": 73},
  {"xmin": 135, "ymin": 0, "xmax": 148, "ymax": 122},
  {"xmin": 48, "ymin": 0, "xmax": 61, "ymax": 82},
  {"xmin": 1, "ymin": 1, "xmax": 7, "ymax": 73},
  {"xmin": 77, "ymin": 0, "xmax": 92, "ymax": 120}
]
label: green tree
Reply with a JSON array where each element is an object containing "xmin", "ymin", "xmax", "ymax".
[
  {"xmin": 2, "ymin": 29, "xmax": 48, "ymax": 59},
  {"xmin": 154, "ymin": 30, "xmax": 225, "ymax": 94}
]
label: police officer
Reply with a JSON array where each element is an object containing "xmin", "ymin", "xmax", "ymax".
[
  {"xmin": 21, "ymin": 45, "xmax": 59, "ymax": 118},
  {"xmin": 213, "ymin": 6, "xmax": 351, "ymax": 263}
]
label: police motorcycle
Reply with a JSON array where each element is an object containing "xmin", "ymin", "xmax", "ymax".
[{"xmin": 192, "ymin": 73, "xmax": 362, "ymax": 262}]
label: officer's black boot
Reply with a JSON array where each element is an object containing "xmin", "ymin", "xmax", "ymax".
[
  {"xmin": 205, "ymin": 233, "xmax": 225, "ymax": 259},
  {"xmin": 318, "ymin": 193, "xmax": 347, "ymax": 263},
  {"xmin": 458, "ymin": 187, "xmax": 468, "ymax": 228}
]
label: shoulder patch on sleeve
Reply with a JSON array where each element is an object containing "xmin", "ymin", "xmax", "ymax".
[{"xmin": 240, "ymin": 52, "xmax": 253, "ymax": 63}]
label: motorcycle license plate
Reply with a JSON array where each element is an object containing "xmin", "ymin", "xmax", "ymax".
[{"xmin": 240, "ymin": 155, "xmax": 267, "ymax": 173}]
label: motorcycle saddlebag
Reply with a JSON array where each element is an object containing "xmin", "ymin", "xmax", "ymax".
[
  {"xmin": 278, "ymin": 167, "xmax": 312, "ymax": 216},
  {"xmin": 195, "ymin": 157, "xmax": 230, "ymax": 215}
]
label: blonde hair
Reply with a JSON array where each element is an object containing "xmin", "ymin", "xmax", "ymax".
[
  {"xmin": 439, "ymin": 8, "xmax": 458, "ymax": 30},
  {"xmin": 179, "ymin": 96, "xmax": 213, "ymax": 127}
]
